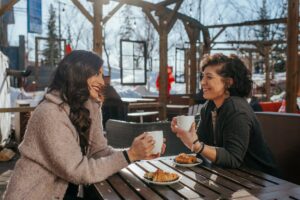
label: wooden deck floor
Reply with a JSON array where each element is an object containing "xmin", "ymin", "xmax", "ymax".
[{"xmin": 0, "ymin": 156, "xmax": 18, "ymax": 199}]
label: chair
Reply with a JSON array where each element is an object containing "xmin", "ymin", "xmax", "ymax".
[
  {"xmin": 105, "ymin": 119, "xmax": 190, "ymax": 156},
  {"xmin": 256, "ymin": 112, "xmax": 300, "ymax": 185}
]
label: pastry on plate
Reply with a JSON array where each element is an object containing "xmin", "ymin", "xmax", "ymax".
[
  {"xmin": 175, "ymin": 153, "xmax": 197, "ymax": 164},
  {"xmin": 144, "ymin": 169, "xmax": 179, "ymax": 182}
]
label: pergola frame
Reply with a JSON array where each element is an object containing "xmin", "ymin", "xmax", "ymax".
[
  {"xmin": 69, "ymin": 0, "xmax": 299, "ymax": 115},
  {"xmin": 0, "ymin": 0, "xmax": 298, "ymax": 115}
]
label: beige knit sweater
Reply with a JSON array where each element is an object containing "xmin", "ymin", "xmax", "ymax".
[{"xmin": 3, "ymin": 92, "xmax": 128, "ymax": 200}]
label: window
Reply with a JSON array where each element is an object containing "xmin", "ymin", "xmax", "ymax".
[{"xmin": 120, "ymin": 39, "xmax": 147, "ymax": 85}]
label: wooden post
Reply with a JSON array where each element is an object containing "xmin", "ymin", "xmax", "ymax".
[
  {"xmin": 35, "ymin": 37, "xmax": 39, "ymax": 84},
  {"xmin": 93, "ymin": 0, "xmax": 102, "ymax": 56},
  {"xmin": 184, "ymin": 24, "xmax": 200, "ymax": 97},
  {"xmin": 158, "ymin": 18, "xmax": 168, "ymax": 120},
  {"xmin": 264, "ymin": 46, "xmax": 271, "ymax": 101},
  {"xmin": 248, "ymin": 51, "xmax": 253, "ymax": 74},
  {"xmin": 286, "ymin": 0, "xmax": 298, "ymax": 113},
  {"xmin": 184, "ymin": 49, "xmax": 190, "ymax": 93},
  {"xmin": 18, "ymin": 35, "xmax": 25, "ymax": 70}
]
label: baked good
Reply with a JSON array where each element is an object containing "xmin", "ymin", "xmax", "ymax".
[
  {"xmin": 175, "ymin": 153, "xmax": 197, "ymax": 164},
  {"xmin": 144, "ymin": 169, "xmax": 179, "ymax": 182}
]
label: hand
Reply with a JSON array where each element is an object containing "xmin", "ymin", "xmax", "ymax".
[
  {"xmin": 161, "ymin": 138, "xmax": 166, "ymax": 155},
  {"xmin": 127, "ymin": 133, "xmax": 156, "ymax": 162},
  {"xmin": 170, "ymin": 117, "xmax": 198, "ymax": 150}
]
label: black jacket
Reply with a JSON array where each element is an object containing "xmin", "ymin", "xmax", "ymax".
[{"xmin": 198, "ymin": 96, "xmax": 279, "ymax": 176}]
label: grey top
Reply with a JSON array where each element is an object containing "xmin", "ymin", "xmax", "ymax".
[{"xmin": 198, "ymin": 96, "xmax": 279, "ymax": 176}]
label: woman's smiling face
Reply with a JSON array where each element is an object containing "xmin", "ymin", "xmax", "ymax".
[
  {"xmin": 87, "ymin": 67, "xmax": 105, "ymax": 102},
  {"xmin": 200, "ymin": 64, "xmax": 228, "ymax": 104}
]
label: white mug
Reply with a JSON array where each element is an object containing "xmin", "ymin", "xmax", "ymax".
[
  {"xmin": 147, "ymin": 130, "xmax": 163, "ymax": 154},
  {"xmin": 176, "ymin": 115, "xmax": 195, "ymax": 132}
]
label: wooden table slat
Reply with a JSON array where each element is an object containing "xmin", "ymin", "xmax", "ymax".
[
  {"xmin": 108, "ymin": 174, "xmax": 142, "ymax": 200},
  {"xmin": 94, "ymin": 181, "xmax": 122, "ymax": 200},
  {"xmin": 226, "ymin": 168, "xmax": 276, "ymax": 187},
  {"xmin": 238, "ymin": 167, "xmax": 289, "ymax": 184},
  {"xmin": 201, "ymin": 165, "xmax": 262, "ymax": 189}
]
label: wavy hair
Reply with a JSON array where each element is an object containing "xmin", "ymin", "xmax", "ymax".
[
  {"xmin": 200, "ymin": 53, "xmax": 253, "ymax": 97},
  {"xmin": 48, "ymin": 50, "xmax": 103, "ymax": 153}
]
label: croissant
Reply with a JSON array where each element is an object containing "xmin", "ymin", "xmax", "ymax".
[
  {"xmin": 175, "ymin": 153, "xmax": 197, "ymax": 164},
  {"xmin": 144, "ymin": 169, "xmax": 179, "ymax": 182}
]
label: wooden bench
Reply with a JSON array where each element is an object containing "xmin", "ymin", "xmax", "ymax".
[{"xmin": 256, "ymin": 112, "xmax": 300, "ymax": 185}]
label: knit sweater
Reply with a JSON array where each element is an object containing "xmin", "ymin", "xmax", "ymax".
[{"xmin": 4, "ymin": 92, "xmax": 128, "ymax": 200}]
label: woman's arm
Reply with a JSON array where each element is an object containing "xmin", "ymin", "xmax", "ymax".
[
  {"xmin": 196, "ymin": 113, "xmax": 250, "ymax": 168},
  {"xmin": 20, "ymin": 108, "xmax": 129, "ymax": 185},
  {"xmin": 88, "ymin": 108, "xmax": 117, "ymax": 158}
]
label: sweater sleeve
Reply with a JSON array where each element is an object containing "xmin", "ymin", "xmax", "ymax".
[
  {"xmin": 19, "ymin": 107, "xmax": 128, "ymax": 185},
  {"xmin": 215, "ymin": 113, "xmax": 251, "ymax": 168},
  {"xmin": 88, "ymin": 108, "xmax": 117, "ymax": 158}
]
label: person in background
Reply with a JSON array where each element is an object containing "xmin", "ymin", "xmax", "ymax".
[
  {"xmin": 249, "ymin": 96, "xmax": 263, "ymax": 112},
  {"xmin": 102, "ymin": 75, "xmax": 123, "ymax": 127},
  {"xmin": 171, "ymin": 53, "xmax": 279, "ymax": 176},
  {"xmin": 4, "ymin": 50, "xmax": 165, "ymax": 200}
]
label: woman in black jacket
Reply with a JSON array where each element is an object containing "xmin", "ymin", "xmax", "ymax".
[{"xmin": 171, "ymin": 53, "xmax": 279, "ymax": 176}]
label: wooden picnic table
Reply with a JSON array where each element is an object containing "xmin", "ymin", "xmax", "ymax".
[{"xmin": 93, "ymin": 156, "xmax": 300, "ymax": 199}]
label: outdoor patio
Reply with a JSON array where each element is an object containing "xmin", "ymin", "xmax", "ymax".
[{"xmin": 1, "ymin": 0, "xmax": 300, "ymax": 199}]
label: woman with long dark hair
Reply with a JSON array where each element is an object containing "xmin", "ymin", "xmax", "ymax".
[
  {"xmin": 171, "ymin": 53, "xmax": 278, "ymax": 176},
  {"xmin": 4, "ymin": 50, "xmax": 162, "ymax": 200}
]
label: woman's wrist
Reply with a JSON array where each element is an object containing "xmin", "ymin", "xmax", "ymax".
[
  {"xmin": 192, "ymin": 141, "xmax": 205, "ymax": 154},
  {"xmin": 191, "ymin": 139, "xmax": 200, "ymax": 152},
  {"xmin": 126, "ymin": 149, "xmax": 136, "ymax": 163}
]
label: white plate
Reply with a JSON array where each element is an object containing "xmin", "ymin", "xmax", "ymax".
[
  {"xmin": 173, "ymin": 158, "xmax": 203, "ymax": 167},
  {"xmin": 143, "ymin": 174, "xmax": 182, "ymax": 185}
]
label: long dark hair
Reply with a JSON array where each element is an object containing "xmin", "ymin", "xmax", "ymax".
[
  {"xmin": 48, "ymin": 50, "xmax": 103, "ymax": 153},
  {"xmin": 201, "ymin": 53, "xmax": 253, "ymax": 97}
]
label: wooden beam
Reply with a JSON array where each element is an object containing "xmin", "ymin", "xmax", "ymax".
[
  {"xmin": 212, "ymin": 47, "xmax": 258, "ymax": 51},
  {"xmin": 213, "ymin": 40, "xmax": 286, "ymax": 45},
  {"xmin": 103, "ymin": 3, "xmax": 124, "ymax": 24},
  {"xmin": 0, "ymin": 107, "xmax": 35, "ymax": 113},
  {"xmin": 0, "ymin": 0, "xmax": 19, "ymax": 17},
  {"xmin": 211, "ymin": 27, "xmax": 226, "ymax": 43},
  {"xmin": 286, "ymin": 0, "xmax": 299, "ymax": 113},
  {"xmin": 165, "ymin": 0, "xmax": 183, "ymax": 32},
  {"xmin": 156, "ymin": 0, "xmax": 180, "ymax": 7},
  {"xmin": 207, "ymin": 18, "xmax": 287, "ymax": 29},
  {"xmin": 71, "ymin": 0, "xmax": 93, "ymax": 24}
]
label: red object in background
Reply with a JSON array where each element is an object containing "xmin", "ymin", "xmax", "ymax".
[
  {"xmin": 65, "ymin": 44, "xmax": 72, "ymax": 55},
  {"xmin": 156, "ymin": 66, "xmax": 175, "ymax": 96},
  {"xmin": 259, "ymin": 102, "xmax": 282, "ymax": 112}
]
